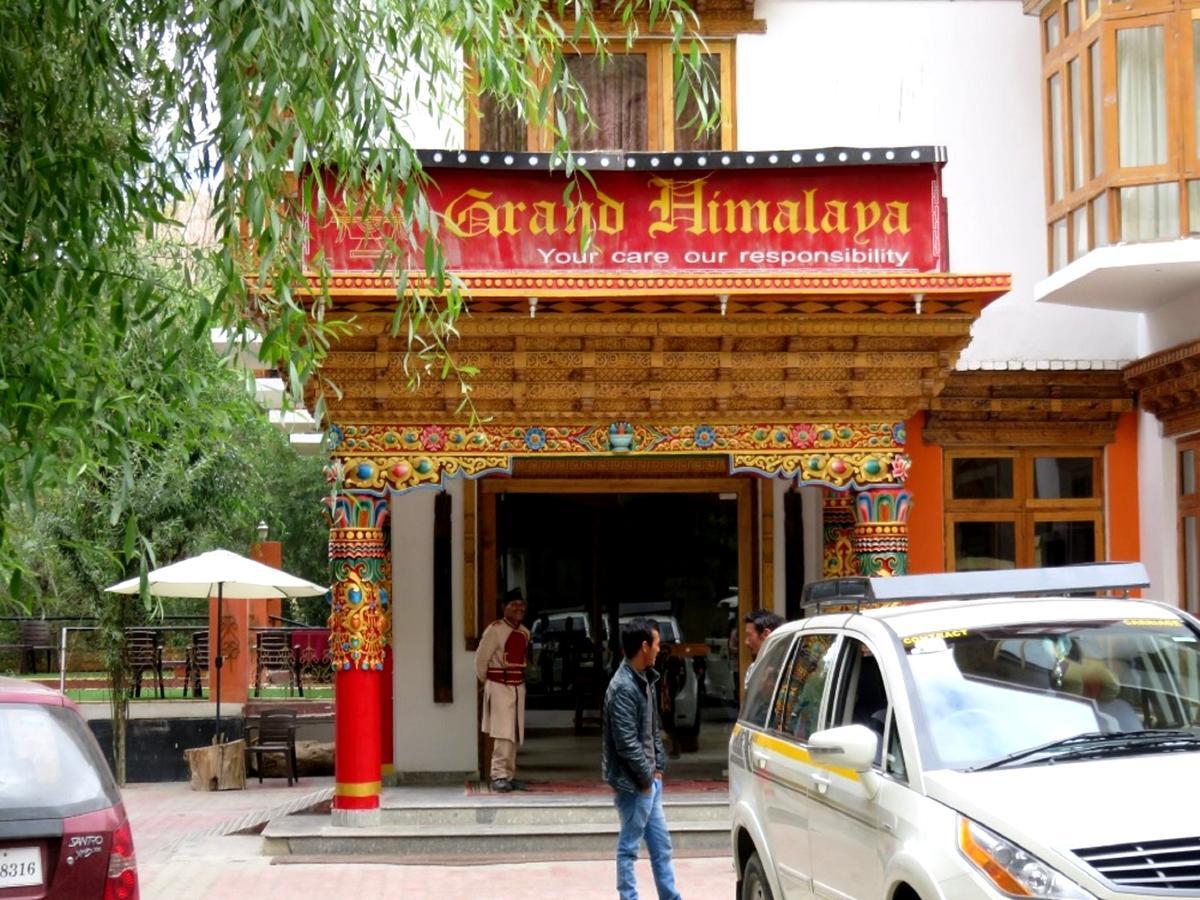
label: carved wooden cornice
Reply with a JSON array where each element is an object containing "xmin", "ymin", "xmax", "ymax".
[
  {"xmin": 1124, "ymin": 340, "xmax": 1200, "ymax": 437},
  {"xmin": 312, "ymin": 271, "xmax": 1010, "ymax": 305},
  {"xmin": 314, "ymin": 312, "xmax": 976, "ymax": 424},
  {"xmin": 571, "ymin": 0, "xmax": 765, "ymax": 35},
  {"xmin": 924, "ymin": 369, "xmax": 1134, "ymax": 447}
]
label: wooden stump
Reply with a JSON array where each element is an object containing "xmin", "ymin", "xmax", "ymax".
[{"xmin": 184, "ymin": 739, "xmax": 247, "ymax": 791}]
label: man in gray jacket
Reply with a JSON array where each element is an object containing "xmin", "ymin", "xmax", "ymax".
[{"xmin": 602, "ymin": 617, "xmax": 681, "ymax": 900}]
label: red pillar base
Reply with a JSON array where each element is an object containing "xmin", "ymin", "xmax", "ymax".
[
  {"xmin": 334, "ymin": 667, "xmax": 382, "ymax": 815},
  {"xmin": 380, "ymin": 646, "xmax": 395, "ymax": 783}
]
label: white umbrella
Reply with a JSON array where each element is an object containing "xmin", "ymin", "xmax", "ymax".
[{"xmin": 106, "ymin": 549, "xmax": 328, "ymax": 741}]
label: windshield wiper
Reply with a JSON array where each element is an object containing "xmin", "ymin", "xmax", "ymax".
[{"xmin": 967, "ymin": 730, "xmax": 1198, "ymax": 772}]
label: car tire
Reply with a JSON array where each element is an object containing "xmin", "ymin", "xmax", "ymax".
[{"xmin": 741, "ymin": 851, "xmax": 773, "ymax": 900}]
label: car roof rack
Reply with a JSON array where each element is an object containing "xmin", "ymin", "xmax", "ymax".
[{"xmin": 799, "ymin": 562, "xmax": 1150, "ymax": 615}]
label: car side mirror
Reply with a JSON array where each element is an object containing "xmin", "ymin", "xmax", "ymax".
[
  {"xmin": 809, "ymin": 724, "xmax": 878, "ymax": 772},
  {"xmin": 808, "ymin": 725, "xmax": 883, "ymax": 799}
]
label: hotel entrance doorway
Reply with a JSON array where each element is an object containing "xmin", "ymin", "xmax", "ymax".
[{"xmin": 493, "ymin": 489, "xmax": 744, "ymax": 782}]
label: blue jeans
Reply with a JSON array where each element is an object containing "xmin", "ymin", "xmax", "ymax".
[{"xmin": 613, "ymin": 778, "xmax": 681, "ymax": 900}]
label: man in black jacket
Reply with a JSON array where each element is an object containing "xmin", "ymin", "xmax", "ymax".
[{"xmin": 602, "ymin": 617, "xmax": 682, "ymax": 900}]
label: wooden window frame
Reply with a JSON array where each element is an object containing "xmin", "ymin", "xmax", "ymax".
[
  {"xmin": 944, "ymin": 448, "xmax": 1106, "ymax": 570},
  {"xmin": 1179, "ymin": 435, "xmax": 1200, "ymax": 613},
  {"xmin": 1042, "ymin": 1, "xmax": 1200, "ymax": 267},
  {"xmin": 465, "ymin": 40, "xmax": 736, "ymax": 153}
]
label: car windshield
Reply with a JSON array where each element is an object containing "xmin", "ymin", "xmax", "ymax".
[
  {"xmin": 902, "ymin": 617, "xmax": 1200, "ymax": 771},
  {"xmin": 0, "ymin": 702, "xmax": 119, "ymax": 818}
]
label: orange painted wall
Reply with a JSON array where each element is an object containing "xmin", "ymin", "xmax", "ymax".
[
  {"xmin": 208, "ymin": 540, "xmax": 284, "ymax": 706},
  {"xmin": 905, "ymin": 412, "xmax": 945, "ymax": 574},
  {"xmin": 1106, "ymin": 410, "xmax": 1141, "ymax": 565}
]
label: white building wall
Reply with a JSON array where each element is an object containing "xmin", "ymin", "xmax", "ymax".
[
  {"xmin": 390, "ymin": 482, "xmax": 478, "ymax": 775},
  {"xmin": 1140, "ymin": 290, "xmax": 1200, "ymax": 357},
  {"xmin": 738, "ymin": 0, "xmax": 1137, "ymax": 362},
  {"xmin": 1137, "ymin": 410, "xmax": 1179, "ymax": 603}
]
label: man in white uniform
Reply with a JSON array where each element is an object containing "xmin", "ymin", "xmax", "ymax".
[{"xmin": 475, "ymin": 589, "xmax": 531, "ymax": 792}]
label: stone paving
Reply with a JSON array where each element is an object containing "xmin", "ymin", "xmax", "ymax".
[{"xmin": 122, "ymin": 777, "xmax": 737, "ymax": 899}]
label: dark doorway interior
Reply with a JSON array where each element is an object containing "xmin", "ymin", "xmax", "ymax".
[{"xmin": 496, "ymin": 492, "xmax": 742, "ymax": 783}]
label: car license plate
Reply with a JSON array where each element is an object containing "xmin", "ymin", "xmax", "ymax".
[{"xmin": 0, "ymin": 847, "xmax": 42, "ymax": 887}]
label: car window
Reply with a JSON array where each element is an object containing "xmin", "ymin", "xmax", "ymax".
[
  {"xmin": 739, "ymin": 633, "xmax": 794, "ymax": 729},
  {"xmin": 884, "ymin": 709, "xmax": 908, "ymax": 782},
  {"xmin": 829, "ymin": 638, "xmax": 890, "ymax": 752},
  {"xmin": 0, "ymin": 703, "xmax": 119, "ymax": 818},
  {"xmin": 902, "ymin": 618, "xmax": 1200, "ymax": 770},
  {"xmin": 773, "ymin": 633, "xmax": 838, "ymax": 741}
]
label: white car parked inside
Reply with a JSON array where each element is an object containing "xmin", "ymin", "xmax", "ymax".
[{"xmin": 729, "ymin": 563, "xmax": 1200, "ymax": 900}]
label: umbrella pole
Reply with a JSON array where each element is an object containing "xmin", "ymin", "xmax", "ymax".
[{"xmin": 214, "ymin": 583, "xmax": 223, "ymax": 744}]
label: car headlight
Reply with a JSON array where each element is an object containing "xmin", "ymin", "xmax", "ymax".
[{"xmin": 958, "ymin": 816, "xmax": 1095, "ymax": 899}]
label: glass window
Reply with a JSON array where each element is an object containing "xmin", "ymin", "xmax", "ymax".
[
  {"xmin": 1034, "ymin": 520, "xmax": 1096, "ymax": 566},
  {"xmin": 1052, "ymin": 217, "xmax": 1068, "ymax": 270},
  {"xmin": 1089, "ymin": 41, "xmax": 1103, "ymax": 179},
  {"xmin": 884, "ymin": 711, "xmax": 907, "ymax": 782},
  {"xmin": 952, "ymin": 458, "xmax": 1014, "ymax": 500},
  {"xmin": 1186, "ymin": 516, "xmax": 1199, "ymax": 615},
  {"xmin": 954, "ymin": 521, "xmax": 1017, "ymax": 571},
  {"xmin": 775, "ymin": 634, "xmax": 837, "ymax": 742},
  {"xmin": 1049, "ymin": 73, "xmax": 1065, "ymax": 202},
  {"xmin": 477, "ymin": 93, "xmax": 526, "ymax": 151},
  {"xmin": 739, "ymin": 633, "xmax": 792, "ymax": 728},
  {"xmin": 1092, "ymin": 191, "xmax": 1109, "ymax": 247},
  {"xmin": 1189, "ymin": 182, "xmax": 1200, "ymax": 234},
  {"xmin": 903, "ymin": 619, "xmax": 1200, "ymax": 770},
  {"xmin": 1184, "ymin": 449, "xmax": 1197, "ymax": 495},
  {"xmin": 565, "ymin": 53, "xmax": 649, "ymax": 151},
  {"xmin": 0, "ymin": 704, "xmax": 119, "ymax": 819},
  {"xmin": 1065, "ymin": 0, "xmax": 1078, "ymax": 34},
  {"xmin": 1069, "ymin": 57, "xmax": 1084, "ymax": 192},
  {"xmin": 1086, "ymin": 0, "xmax": 1098, "ymax": 19},
  {"xmin": 674, "ymin": 54, "xmax": 721, "ymax": 152},
  {"xmin": 1120, "ymin": 182, "xmax": 1180, "ymax": 242},
  {"xmin": 1034, "ymin": 457, "xmax": 1095, "ymax": 499},
  {"xmin": 1072, "ymin": 205, "xmax": 1089, "ymax": 258},
  {"xmin": 1116, "ymin": 26, "xmax": 1166, "ymax": 168},
  {"xmin": 1046, "ymin": 12, "xmax": 1061, "ymax": 52},
  {"xmin": 1195, "ymin": 20, "xmax": 1200, "ymax": 155}
]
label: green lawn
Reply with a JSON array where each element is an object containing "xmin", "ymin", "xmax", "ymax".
[{"xmin": 0, "ymin": 672, "xmax": 333, "ymax": 703}]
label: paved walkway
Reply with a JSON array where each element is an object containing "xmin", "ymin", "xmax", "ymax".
[{"xmin": 122, "ymin": 778, "xmax": 736, "ymax": 899}]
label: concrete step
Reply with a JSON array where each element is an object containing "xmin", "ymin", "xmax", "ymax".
[
  {"xmin": 262, "ymin": 796, "xmax": 732, "ymax": 860},
  {"xmin": 376, "ymin": 797, "xmax": 729, "ymax": 828}
]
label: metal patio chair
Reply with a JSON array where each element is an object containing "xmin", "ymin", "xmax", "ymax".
[
  {"xmin": 254, "ymin": 630, "xmax": 300, "ymax": 697},
  {"xmin": 125, "ymin": 629, "xmax": 164, "ymax": 699},
  {"xmin": 185, "ymin": 630, "xmax": 209, "ymax": 698},
  {"xmin": 245, "ymin": 709, "xmax": 299, "ymax": 785}
]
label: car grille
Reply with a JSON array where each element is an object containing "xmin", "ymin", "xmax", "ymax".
[{"xmin": 1074, "ymin": 836, "xmax": 1200, "ymax": 891}]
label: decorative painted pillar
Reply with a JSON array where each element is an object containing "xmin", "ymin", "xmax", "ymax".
[
  {"xmin": 380, "ymin": 544, "xmax": 394, "ymax": 783},
  {"xmin": 852, "ymin": 487, "xmax": 912, "ymax": 577},
  {"xmin": 326, "ymin": 490, "xmax": 390, "ymax": 825},
  {"xmin": 822, "ymin": 489, "xmax": 859, "ymax": 577}
]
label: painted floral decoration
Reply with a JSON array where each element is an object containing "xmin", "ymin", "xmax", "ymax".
[
  {"xmin": 892, "ymin": 422, "xmax": 907, "ymax": 445},
  {"xmin": 524, "ymin": 426, "xmax": 547, "ymax": 451},
  {"xmin": 420, "ymin": 425, "xmax": 446, "ymax": 451},
  {"xmin": 789, "ymin": 424, "xmax": 816, "ymax": 449},
  {"xmin": 693, "ymin": 424, "xmax": 717, "ymax": 449},
  {"xmin": 891, "ymin": 454, "xmax": 911, "ymax": 481}
]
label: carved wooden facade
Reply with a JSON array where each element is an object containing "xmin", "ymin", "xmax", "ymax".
[{"xmin": 1124, "ymin": 340, "xmax": 1200, "ymax": 438}]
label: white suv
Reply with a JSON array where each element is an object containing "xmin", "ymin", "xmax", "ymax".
[{"xmin": 729, "ymin": 563, "xmax": 1200, "ymax": 900}]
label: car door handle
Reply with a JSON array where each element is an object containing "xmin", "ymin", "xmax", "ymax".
[
  {"xmin": 749, "ymin": 746, "xmax": 768, "ymax": 771},
  {"xmin": 811, "ymin": 771, "xmax": 831, "ymax": 794}
]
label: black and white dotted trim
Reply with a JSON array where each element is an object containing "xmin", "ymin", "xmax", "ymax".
[{"xmin": 417, "ymin": 146, "xmax": 946, "ymax": 170}]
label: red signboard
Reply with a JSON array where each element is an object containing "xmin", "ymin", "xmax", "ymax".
[{"xmin": 309, "ymin": 162, "xmax": 946, "ymax": 275}]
